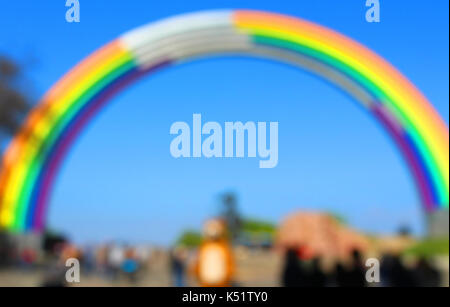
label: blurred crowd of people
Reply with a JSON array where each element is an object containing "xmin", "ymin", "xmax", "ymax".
[
  {"xmin": 0, "ymin": 229, "xmax": 447, "ymax": 287},
  {"xmin": 281, "ymin": 247, "xmax": 442, "ymax": 287},
  {"xmin": 40, "ymin": 242, "xmax": 159, "ymax": 286},
  {"xmin": 0, "ymin": 232, "xmax": 161, "ymax": 286}
]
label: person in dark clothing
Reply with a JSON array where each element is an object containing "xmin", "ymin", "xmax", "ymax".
[
  {"xmin": 335, "ymin": 263, "xmax": 352, "ymax": 287},
  {"xmin": 170, "ymin": 248, "xmax": 186, "ymax": 287},
  {"xmin": 382, "ymin": 255, "xmax": 416, "ymax": 287},
  {"xmin": 335, "ymin": 250, "xmax": 366, "ymax": 287},
  {"xmin": 282, "ymin": 248, "xmax": 306, "ymax": 287},
  {"xmin": 413, "ymin": 258, "xmax": 441, "ymax": 287},
  {"xmin": 347, "ymin": 250, "xmax": 367, "ymax": 287},
  {"xmin": 310, "ymin": 257, "xmax": 327, "ymax": 287},
  {"xmin": 41, "ymin": 266, "xmax": 68, "ymax": 287}
]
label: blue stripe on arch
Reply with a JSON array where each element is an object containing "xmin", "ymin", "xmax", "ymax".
[{"xmin": 403, "ymin": 132, "xmax": 440, "ymax": 210}]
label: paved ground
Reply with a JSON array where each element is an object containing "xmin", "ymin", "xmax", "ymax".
[
  {"xmin": 1, "ymin": 251, "xmax": 448, "ymax": 287},
  {"xmin": 0, "ymin": 249, "xmax": 282, "ymax": 287}
]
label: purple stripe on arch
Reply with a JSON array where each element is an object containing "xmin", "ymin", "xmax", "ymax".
[
  {"xmin": 371, "ymin": 103, "xmax": 435, "ymax": 211},
  {"xmin": 30, "ymin": 60, "xmax": 173, "ymax": 231}
]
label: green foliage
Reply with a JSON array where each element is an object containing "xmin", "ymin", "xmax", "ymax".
[
  {"xmin": 176, "ymin": 230, "xmax": 202, "ymax": 247},
  {"xmin": 176, "ymin": 218, "xmax": 277, "ymax": 247},
  {"xmin": 241, "ymin": 219, "xmax": 276, "ymax": 236},
  {"xmin": 404, "ymin": 238, "xmax": 449, "ymax": 258}
]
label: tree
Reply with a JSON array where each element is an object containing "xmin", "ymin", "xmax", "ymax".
[
  {"xmin": 0, "ymin": 57, "xmax": 30, "ymax": 138},
  {"xmin": 220, "ymin": 192, "xmax": 242, "ymax": 242},
  {"xmin": 176, "ymin": 230, "xmax": 203, "ymax": 248},
  {"xmin": 241, "ymin": 219, "xmax": 276, "ymax": 236}
]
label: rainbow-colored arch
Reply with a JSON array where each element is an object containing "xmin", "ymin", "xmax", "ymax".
[{"xmin": 0, "ymin": 10, "xmax": 448, "ymax": 232}]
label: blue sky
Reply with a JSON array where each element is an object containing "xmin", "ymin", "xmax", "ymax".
[{"xmin": 0, "ymin": 1, "xmax": 448, "ymax": 245}]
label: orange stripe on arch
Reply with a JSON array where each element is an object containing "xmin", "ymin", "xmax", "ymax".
[{"xmin": 233, "ymin": 10, "xmax": 448, "ymax": 137}]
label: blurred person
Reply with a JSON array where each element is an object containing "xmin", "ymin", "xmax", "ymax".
[
  {"xmin": 334, "ymin": 263, "xmax": 350, "ymax": 287},
  {"xmin": 82, "ymin": 245, "xmax": 96, "ymax": 275},
  {"xmin": 282, "ymin": 246, "xmax": 326, "ymax": 287},
  {"xmin": 413, "ymin": 258, "xmax": 441, "ymax": 287},
  {"xmin": 41, "ymin": 247, "xmax": 69, "ymax": 287},
  {"xmin": 20, "ymin": 247, "xmax": 37, "ymax": 270},
  {"xmin": 170, "ymin": 247, "xmax": 187, "ymax": 287},
  {"xmin": 195, "ymin": 219, "xmax": 234, "ymax": 287},
  {"xmin": 135, "ymin": 245, "xmax": 151, "ymax": 271},
  {"xmin": 380, "ymin": 254, "xmax": 416, "ymax": 287},
  {"xmin": 334, "ymin": 250, "xmax": 366, "ymax": 287},
  {"xmin": 41, "ymin": 242, "xmax": 77, "ymax": 287},
  {"xmin": 310, "ymin": 257, "xmax": 327, "ymax": 287},
  {"xmin": 348, "ymin": 250, "xmax": 366, "ymax": 287},
  {"xmin": 335, "ymin": 264, "xmax": 365, "ymax": 287},
  {"xmin": 380, "ymin": 254, "xmax": 395, "ymax": 286},
  {"xmin": 107, "ymin": 244, "xmax": 125, "ymax": 281},
  {"xmin": 121, "ymin": 248, "xmax": 140, "ymax": 284},
  {"xmin": 0, "ymin": 232, "xmax": 12, "ymax": 267},
  {"xmin": 95, "ymin": 245, "xmax": 109, "ymax": 276},
  {"xmin": 41, "ymin": 267, "xmax": 68, "ymax": 287},
  {"xmin": 281, "ymin": 248, "xmax": 304, "ymax": 287}
]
